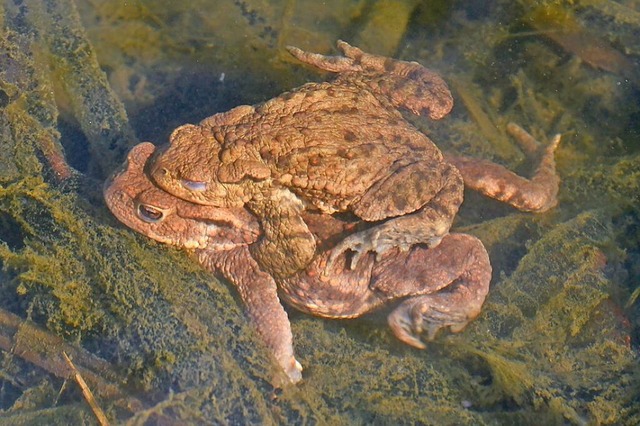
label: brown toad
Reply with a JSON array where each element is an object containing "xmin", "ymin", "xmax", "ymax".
[
  {"xmin": 147, "ymin": 41, "xmax": 560, "ymax": 279},
  {"xmin": 104, "ymin": 142, "xmax": 492, "ymax": 383}
]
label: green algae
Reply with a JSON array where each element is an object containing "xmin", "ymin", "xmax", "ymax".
[
  {"xmin": 465, "ymin": 212, "xmax": 631, "ymax": 405},
  {"xmin": 1, "ymin": 0, "xmax": 136, "ymax": 179},
  {"xmin": 0, "ymin": 0, "xmax": 639, "ymax": 424},
  {"xmin": 348, "ymin": 0, "xmax": 420, "ymax": 55},
  {"xmin": 0, "ymin": 178, "xmax": 324, "ymax": 422},
  {"xmin": 76, "ymin": 0, "xmax": 420, "ymax": 134}
]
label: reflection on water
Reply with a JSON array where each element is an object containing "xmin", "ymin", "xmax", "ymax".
[{"xmin": 0, "ymin": 0, "xmax": 638, "ymax": 424}]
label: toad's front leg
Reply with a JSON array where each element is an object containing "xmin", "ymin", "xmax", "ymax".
[
  {"xmin": 247, "ymin": 189, "xmax": 316, "ymax": 279},
  {"xmin": 201, "ymin": 247, "xmax": 303, "ymax": 384},
  {"xmin": 327, "ymin": 162, "xmax": 464, "ymax": 270}
]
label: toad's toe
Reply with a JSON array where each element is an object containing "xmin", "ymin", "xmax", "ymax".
[
  {"xmin": 326, "ymin": 232, "xmax": 375, "ymax": 271},
  {"xmin": 387, "ymin": 307, "xmax": 427, "ymax": 349},
  {"xmin": 388, "ymin": 294, "xmax": 477, "ymax": 348}
]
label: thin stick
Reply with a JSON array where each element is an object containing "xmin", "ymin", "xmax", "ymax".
[
  {"xmin": 63, "ymin": 351, "xmax": 110, "ymax": 426},
  {"xmin": 0, "ymin": 308, "xmax": 142, "ymax": 410}
]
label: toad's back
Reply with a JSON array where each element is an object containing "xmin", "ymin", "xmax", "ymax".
[{"xmin": 216, "ymin": 80, "xmax": 445, "ymax": 212}]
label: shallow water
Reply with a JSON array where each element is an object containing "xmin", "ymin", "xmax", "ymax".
[{"xmin": 0, "ymin": 0, "xmax": 638, "ymax": 424}]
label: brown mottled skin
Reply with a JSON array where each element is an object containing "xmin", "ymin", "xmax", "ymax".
[
  {"xmin": 104, "ymin": 143, "xmax": 492, "ymax": 383},
  {"xmin": 147, "ymin": 41, "xmax": 560, "ymax": 279}
]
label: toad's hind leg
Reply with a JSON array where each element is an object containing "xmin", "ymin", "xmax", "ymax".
[
  {"xmin": 328, "ymin": 162, "xmax": 464, "ymax": 270},
  {"xmin": 375, "ymin": 234, "xmax": 491, "ymax": 348},
  {"xmin": 287, "ymin": 40, "xmax": 453, "ymax": 120},
  {"xmin": 445, "ymin": 123, "xmax": 561, "ymax": 212}
]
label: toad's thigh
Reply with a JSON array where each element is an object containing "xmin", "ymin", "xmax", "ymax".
[
  {"xmin": 353, "ymin": 160, "xmax": 461, "ymax": 221},
  {"xmin": 371, "ymin": 233, "xmax": 491, "ymax": 298}
]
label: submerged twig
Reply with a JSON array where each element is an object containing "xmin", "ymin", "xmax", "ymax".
[
  {"xmin": 0, "ymin": 307, "xmax": 143, "ymax": 414},
  {"xmin": 450, "ymin": 76, "xmax": 522, "ymax": 162},
  {"xmin": 63, "ymin": 351, "xmax": 110, "ymax": 426}
]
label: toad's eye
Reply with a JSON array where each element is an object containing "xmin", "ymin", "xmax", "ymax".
[
  {"xmin": 181, "ymin": 179, "xmax": 207, "ymax": 192},
  {"xmin": 137, "ymin": 203, "xmax": 164, "ymax": 223}
]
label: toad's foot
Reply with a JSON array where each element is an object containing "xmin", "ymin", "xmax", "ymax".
[
  {"xmin": 278, "ymin": 358, "xmax": 303, "ymax": 385},
  {"xmin": 388, "ymin": 292, "xmax": 484, "ymax": 349},
  {"xmin": 287, "ymin": 40, "xmax": 453, "ymax": 120},
  {"xmin": 325, "ymin": 225, "xmax": 444, "ymax": 272},
  {"xmin": 329, "ymin": 161, "xmax": 462, "ymax": 272}
]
